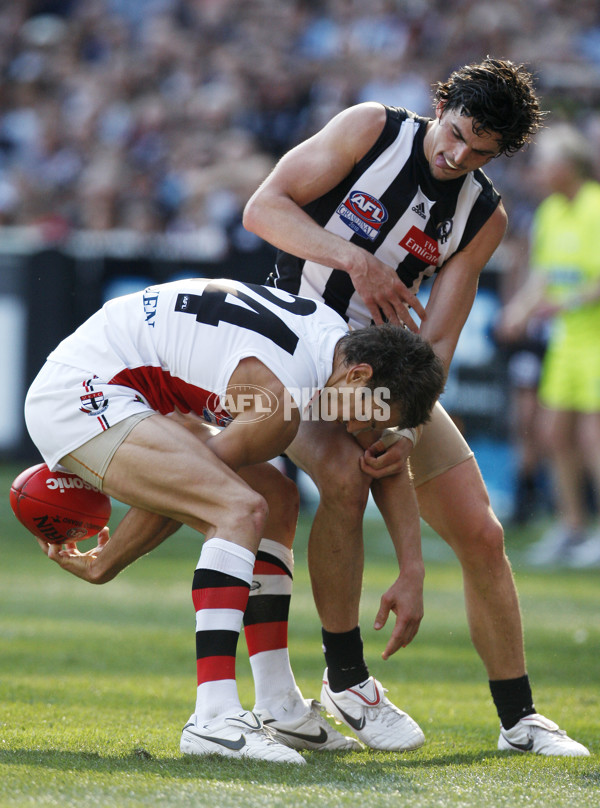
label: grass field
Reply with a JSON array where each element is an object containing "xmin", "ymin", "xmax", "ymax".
[{"xmin": 1, "ymin": 462, "xmax": 598, "ymax": 807}]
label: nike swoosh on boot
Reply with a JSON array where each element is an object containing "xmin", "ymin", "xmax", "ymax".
[
  {"xmin": 262, "ymin": 721, "xmax": 329, "ymax": 745},
  {"xmin": 183, "ymin": 724, "xmax": 246, "ymax": 751}
]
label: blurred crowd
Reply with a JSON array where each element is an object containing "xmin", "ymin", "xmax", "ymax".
[{"xmin": 1, "ymin": 0, "xmax": 600, "ymax": 256}]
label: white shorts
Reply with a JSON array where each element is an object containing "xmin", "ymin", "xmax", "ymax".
[{"xmin": 25, "ymin": 360, "xmax": 156, "ymax": 474}]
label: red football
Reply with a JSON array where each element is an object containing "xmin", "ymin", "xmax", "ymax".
[{"xmin": 9, "ymin": 463, "xmax": 111, "ymax": 544}]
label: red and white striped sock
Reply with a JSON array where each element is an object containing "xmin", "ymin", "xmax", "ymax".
[
  {"xmin": 193, "ymin": 537, "xmax": 255, "ymax": 722},
  {"xmin": 244, "ymin": 539, "xmax": 305, "ymax": 719}
]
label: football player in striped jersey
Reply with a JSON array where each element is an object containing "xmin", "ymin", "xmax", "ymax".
[{"xmin": 243, "ymin": 58, "xmax": 589, "ymax": 757}]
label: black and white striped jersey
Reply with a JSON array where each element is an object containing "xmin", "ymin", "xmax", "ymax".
[{"xmin": 268, "ymin": 106, "xmax": 501, "ymax": 328}]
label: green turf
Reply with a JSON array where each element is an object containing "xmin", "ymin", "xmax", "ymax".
[{"xmin": 1, "ymin": 463, "xmax": 598, "ymax": 807}]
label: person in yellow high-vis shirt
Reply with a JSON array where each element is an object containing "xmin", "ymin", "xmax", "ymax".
[{"xmin": 499, "ymin": 123, "xmax": 600, "ymax": 566}]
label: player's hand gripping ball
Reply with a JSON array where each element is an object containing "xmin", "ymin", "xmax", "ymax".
[{"xmin": 10, "ymin": 463, "xmax": 111, "ymax": 544}]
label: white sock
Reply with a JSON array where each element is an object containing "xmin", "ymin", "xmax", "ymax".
[
  {"xmin": 245, "ymin": 539, "xmax": 306, "ymax": 721},
  {"xmin": 193, "ymin": 538, "xmax": 255, "ymax": 722}
]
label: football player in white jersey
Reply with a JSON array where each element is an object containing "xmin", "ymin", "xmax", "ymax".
[
  {"xmin": 243, "ymin": 59, "xmax": 590, "ymax": 757},
  {"xmin": 24, "ymin": 278, "xmax": 445, "ymax": 764}
]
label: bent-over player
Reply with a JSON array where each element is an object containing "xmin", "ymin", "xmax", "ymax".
[{"xmin": 24, "ymin": 277, "xmax": 445, "ymax": 763}]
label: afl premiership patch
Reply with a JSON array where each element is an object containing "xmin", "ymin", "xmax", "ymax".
[{"xmin": 336, "ymin": 190, "xmax": 388, "ymax": 241}]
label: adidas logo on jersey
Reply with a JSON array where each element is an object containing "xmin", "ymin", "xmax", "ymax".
[{"xmin": 411, "ymin": 202, "xmax": 427, "ymax": 219}]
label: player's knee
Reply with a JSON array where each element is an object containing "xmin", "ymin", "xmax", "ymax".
[
  {"xmin": 314, "ymin": 456, "xmax": 370, "ymax": 515},
  {"xmin": 246, "ymin": 490, "xmax": 270, "ymax": 536},
  {"xmin": 458, "ymin": 512, "xmax": 506, "ymax": 571},
  {"xmin": 480, "ymin": 516, "xmax": 506, "ymax": 563},
  {"xmin": 223, "ymin": 489, "xmax": 269, "ymax": 541}
]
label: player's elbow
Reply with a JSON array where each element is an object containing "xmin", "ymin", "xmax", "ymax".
[
  {"xmin": 421, "ymin": 334, "xmax": 454, "ymax": 376},
  {"xmin": 242, "ymin": 192, "xmax": 264, "ymax": 236},
  {"xmin": 243, "ymin": 184, "xmax": 281, "ymax": 239}
]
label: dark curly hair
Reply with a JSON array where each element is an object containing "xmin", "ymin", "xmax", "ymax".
[
  {"xmin": 336, "ymin": 324, "xmax": 446, "ymax": 429},
  {"xmin": 434, "ymin": 57, "xmax": 546, "ymax": 155}
]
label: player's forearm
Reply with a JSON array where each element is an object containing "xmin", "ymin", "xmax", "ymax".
[
  {"xmin": 370, "ymin": 466, "xmax": 424, "ymax": 577},
  {"xmin": 419, "ymin": 331, "xmax": 457, "ymax": 377},
  {"xmin": 243, "ymin": 191, "xmax": 359, "ymax": 274},
  {"xmin": 91, "ymin": 509, "xmax": 181, "ymax": 583}
]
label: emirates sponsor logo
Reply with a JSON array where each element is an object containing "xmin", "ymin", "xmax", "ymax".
[{"xmin": 399, "ymin": 226, "xmax": 440, "ymax": 265}]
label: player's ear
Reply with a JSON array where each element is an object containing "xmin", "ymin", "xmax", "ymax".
[
  {"xmin": 345, "ymin": 363, "xmax": 373, "ymax": 384},
  {"xmin": 435, "ymin": 100, "xmax": 445, "ymax": 120}
]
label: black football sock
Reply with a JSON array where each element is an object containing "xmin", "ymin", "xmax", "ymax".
[
  {"xmin": 489, "ymin": 674, "xmax": 536, "ymax": 729},
  {"xmin": 322, "ymin": 626, "xmax": 370, "ymax": 692}
]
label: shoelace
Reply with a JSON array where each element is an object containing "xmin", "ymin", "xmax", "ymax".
[
  {"xmin": 258, "ymin": 723, "xmax": 282, "ymax": 745},
  {"xmin": 364, "ymin": 701, "xmax": 404, "ymax": 727},
  {"xmin": 356, "ymin": 687, "xmax": 402, "ymax": 728}
]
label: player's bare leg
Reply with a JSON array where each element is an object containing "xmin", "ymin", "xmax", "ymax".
[
  {"xmin": 287, "ymin": 420, "xmax": 424, "ymax": 751},
  {"xmin": 287, "ymin": 419, "xmax": 370, "ymax": 633},
  {"xmin": 103, "ymin": 413, "xmax": 267, "ymax": 549},
  {"xmin": 101, "ymin": 414, "xmax": 303, "ymax": 762},
  {"xmin": 415, "ymin": 457, "xmax": 526, "ymax": 679},
  {"xmin": 169, "ymin": 408, "xmax": 299, "ymax": 548},
  {"xmin": 170, "ymin": 411, "xmax": 358, "ymax": 750}
]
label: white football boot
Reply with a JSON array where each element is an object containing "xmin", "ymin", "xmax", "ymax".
[
  {"xmin": 255, "ymin": 698, "xmax": 363, "ymax": 751},
  {"xmin": 180, "ymin": 710, "xmax": 306, "ymax": 763},
  {"xmin": 320, "ymin": 669, "xmax": 425, "ymax": 751},
  {"xmin": 498, "ymin": 713, "xmax": 590, "ymax": 756}
]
